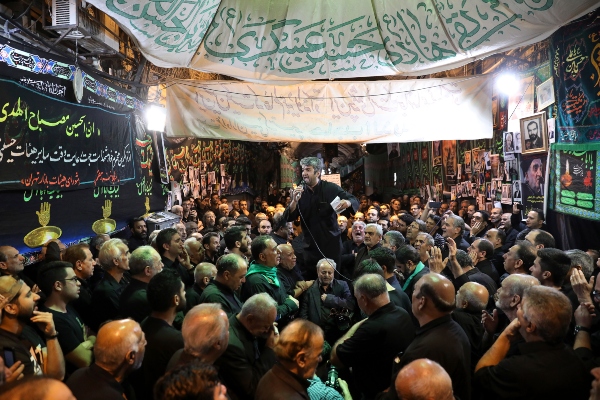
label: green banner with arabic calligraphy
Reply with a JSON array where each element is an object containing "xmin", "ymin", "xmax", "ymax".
[
  {"xmin": 550, "ymin": 11, "xmax": 600, "ymax": 143},
  {"xmin": 550, "ymin": 143, "xmax": 600, "ymax": 220},
  {"xmin": 0, "ymin": 79, "xmax": 135, "ymax": 191}
]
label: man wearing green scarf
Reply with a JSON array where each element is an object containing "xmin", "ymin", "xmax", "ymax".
[{"xmin": 242, "ymin": 236, "xmax": 300, "ymax": 328}]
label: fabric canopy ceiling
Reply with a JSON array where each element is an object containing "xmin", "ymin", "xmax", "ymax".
[
  {"xmin": 89, "ymin": 0, "xmax": 598, "ymax": 83},
  {"xmin": 165, "ymin": 76, "xmax": 491, "ymax": 143}
]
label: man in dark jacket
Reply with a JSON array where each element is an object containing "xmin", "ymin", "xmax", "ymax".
[
  {"xmin": 299, "ymin": 258, "xmax": 354, "ymax": 345},
  {"xmin": 286, "ymin": 157, "xmax": 358, "ymax": 279},
  {"xmin": 215, "ymin": 293, "xmax": 278, "ymax": 400}
]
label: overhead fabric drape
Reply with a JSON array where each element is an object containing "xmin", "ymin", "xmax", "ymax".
[
  {"xmin": 166, "ymin": 76, "xmax": 492, "ymax": 143},
  {"xmin": 87, "ymin": 0, "xmax": 599, "ymax": 82}
]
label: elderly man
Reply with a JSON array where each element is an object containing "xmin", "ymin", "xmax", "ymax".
[
  {"xmin": 199, "ymin": 253, "xmax": 247, "ymax": 317},
  {"xmin": 167, "ymin": 304, "xmax": 230, "ymax": 369},
  {"xmin": 341, "ymin": 220, "xmax": 366, "ymax": 277},
  {"xmin": 484, "ymin": 229, "xmax": 507, "ymax": 276},
  {"xmin": 89, "ymin": 239, "xmax": 130, "ymax": 332},
  {"xmin": 270, "ymin": 213, "xmax": 292, "ymax": 245},
  {"xmin": 468, "ymin": 239, "xmax": 500, "ymax": 284},
  {"xmin": 395, "ymin": 245, "xmax": 429, "ymax": 298},
  {"xmin": 475, "ymin": 286, "xmax": 590, "ymax": 399},
  {"xmin": 337, "ymin": 215, "xmax": 349, "ymax": 242},
  {"xmin": 393, "ymin": 273, "xmax": 471, "ymax": 400},
  {"xmin": 276, "ymin": 244, "xmax": 312, "ymax": 299},
  {"xmin": 183, "ymin": 237, "xmax": 204, "ymax": 266},
  {"xmin": 300, "ymin": 258, "xmax": 354, "ymax": 345},
  {"xmin": 186, "ymin": 262, "xmax": 217, "ymax": 311},
  {"xmin": 442, "ymin": 215, "xmax": 470, "ymax": 257},
  {"xmin": 255, "ymin": 320, "xmax": 324, "ymax": 400},
  {"xmin": 382, "ymin": 230, "xmax": 405, "ymax": 252},
  {"xmin": 216, "ymin": 294, "xmax": 279, "ymax": 400},
  {"xmin": 452, "ymin": 282, "xmax": 490, "ymax": 369},
  {"xmin": 286, "ymin": 157, "xmax": 358, "ymax": 280},
  {"xmin": 66, "ymin": 319, "xmax": 145, "ymax": 399},
  {"xmin": 481, "ymin": 274, "xmax": 540, "ymax": 346},
  {"xmin": 0, "ymin": 276, "xmax": 65, "ymax": 379},
  {"xmin": 331, "ymin": 274, "xmax": 415, "ymax": 400},
  {"xmin": 38, "ymin": 261, "xmax": 95, "ymax": 374},
  {"xmin": 119, "ymin": 246, "xmax": 163, "ymax": 323},
  {"xmin": 414, "ymin": 232, "xmax": 434, "ymax": 266},
  {"xmin": 354, "ymin": 223, "xmax": 383, "ymax": 271},
  {"xmin": 242, "ymin": 237, "xmax": 299, "ymax": 326},
  {"xmin": 395, "ymin": 359, "xmax": 454, "ymax": 400}
]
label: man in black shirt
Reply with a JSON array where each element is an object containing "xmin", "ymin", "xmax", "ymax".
[
  {"xmin": 270, "ymin": 212, "xmax": 292, "ymax": 245},
  {"xmin": 0, "ymin": 276, "xmax": 65, "ymax": 380},
  {"xmin": 38, "ymin": 261, "xmax": 95, "ymax": 374},
  {"xmin": 157, "ymin": 228, "xmax": 194, "ymax": 287},
  {"xmin": 286, "ymin": 157, "xmax": 358, "ymax": 279},
  {"xmin": 452, "ymin": 282, "xmax": 489, "ymax": 370},
  {"xmin": 199, "ymin": 254, "xmax": 247, "ymax": 317},
  {"xmin": 215, "ymin": 293, "xmax": 279, "ymax": 400},
  {"xmin": 127, "ymin": 216, "xmax": 148, "ymax": 253},
  {"xmin": 64, "ymin": 243, "xmax": 96, "ymax": 328},
  {"xmin": 119, "ymin": 246, "xmax": 164, "ymax": 322},
  {"xmin": 331, "ymin": 274, "xmax": 415, "ymax": 400},
  {"xmin": 392, "ymin": 273, "xmax": 471, "ymax": 400},
  {"xmin": 276, "ymin": 244, "xmax": 312, "ymax": 299},
  {"xmin": 134, "ymin": 271, "xmax": 186, "ymax": 400},
  {"xmin": 475, "ymin": 286, "xmax": 590, "ymax": 399},
  {"xmin": 469, "ymin": 239, "xmax": 500, "ymax": 285},
  {"xmin": 67, "ymin": 319, "xmax": 145, "ymax": 400},
  {"xmin": 89, "ymin": 239, "xmax": 130, "ymax": 332},
  {"xmin": 186, "ymin": 262, "xmax": 217, "ymax": 311}
]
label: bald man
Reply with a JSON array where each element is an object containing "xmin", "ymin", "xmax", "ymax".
[
  {"xmin": 0, "ymin": 376, "xmax": 76, "ymax": 400},
  {"xmin": 395, "ymin": 359, "xmax": 454, "ymax": 400},
  {"xmin": 391, "ymin": 273, "xmax": 471, "ymax": 400},
  {"xmin": 452, "ymin": 282, "xmax": 489, "ymax": 371},
  {"xmin": 276, "ymin": 244, "xmax": 312, "ymax": 299},
  {"xmin": 67, "ymin": 319, "xmax": 146, "ymax": 400}
]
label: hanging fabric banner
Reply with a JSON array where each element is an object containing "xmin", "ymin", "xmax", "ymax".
[
  {"xmin": 550, "ymin": 143, "xmax": 600, "ymax": 221},
  {"xmin": 88, "ymin": 0, "xmax": 599, "ymax": 82},
  {"xmin": 166, "ymin": 76, "xmax": 492, "ymax": 143},
  {"xmin": 0, "ymin": 79, "xmax": 135, "ymax": 191}
]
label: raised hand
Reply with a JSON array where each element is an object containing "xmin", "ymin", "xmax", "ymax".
[{"xmin": 570, "ymin": 269, "xmax": 594, "ymax": 304}]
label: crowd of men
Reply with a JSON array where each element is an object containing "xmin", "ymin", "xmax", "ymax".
[{"xmin": 0, "ymin": 184, "xmax": 599, "ymax": 400}]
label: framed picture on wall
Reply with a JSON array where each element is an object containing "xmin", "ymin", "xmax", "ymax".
[
  {"xmin": 536, "ymin": 78, "xmax": 555, "ymax": 111},
  {"xmin": 520, "ymin": 112, "xmax": 548, "ymax": 154}
]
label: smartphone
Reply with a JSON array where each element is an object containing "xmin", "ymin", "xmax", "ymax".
[
  {"xmin": 515, "ymin": 203, "xmax": 523, "ymax": 210},
  {"xmin": 3, "ymin": 348, "xmax": 15, "ymax": 368},
  {"xmin": 429, "ymin": 202, "xmax": 442, "ymax": 208}
]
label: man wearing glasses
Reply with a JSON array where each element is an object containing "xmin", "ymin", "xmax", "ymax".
[{"xmin": 38, "ymin": 261, "xmax": 92, "ymax": 375}]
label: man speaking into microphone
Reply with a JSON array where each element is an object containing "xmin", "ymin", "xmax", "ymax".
[{"xmin": 285, "ymin": 157, "xmax": 358, "ymax": 280}]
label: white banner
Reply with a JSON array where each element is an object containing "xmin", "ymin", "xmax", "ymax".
[
  {"xmin": 88, "ymin": 0, "xmax": 599, "ymax": 82},
  {"xmin": 166, "ymin": 76, "xmax": 492, "ymax": 143}
]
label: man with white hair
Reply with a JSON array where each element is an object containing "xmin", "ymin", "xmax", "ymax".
[
  {"xmin": 299, "ymin": 258, "xmax": 354, "ymax": 345},
  {"xmin": 119, "ymin": 246, "xmax": 163, "ymax": 323},
  {"xmin": 395, "ymin": 359, "xmax": 454, "ymax": 400},
  {"xmin": 216, "ymin": 293, "xmax": 279, "ymax": 400},
  {"xmin": 354, "ymin": 223, "xmax": 383, "ymax": 272},
  {"xmin": 66, "ymin": 319, "xmax": 146, "ymax": 399},
  {"xmin": 167, "ymin": 304, "xmax": 230, "ymax": 370},
  {"xmin": 89, "ymin": 239, "xmax": 130, "ymax": 331}
]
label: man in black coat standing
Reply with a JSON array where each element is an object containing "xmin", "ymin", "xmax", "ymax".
[{"xmin": 286, "ymin": 157, "xmax": 358, "ymax": 279}]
